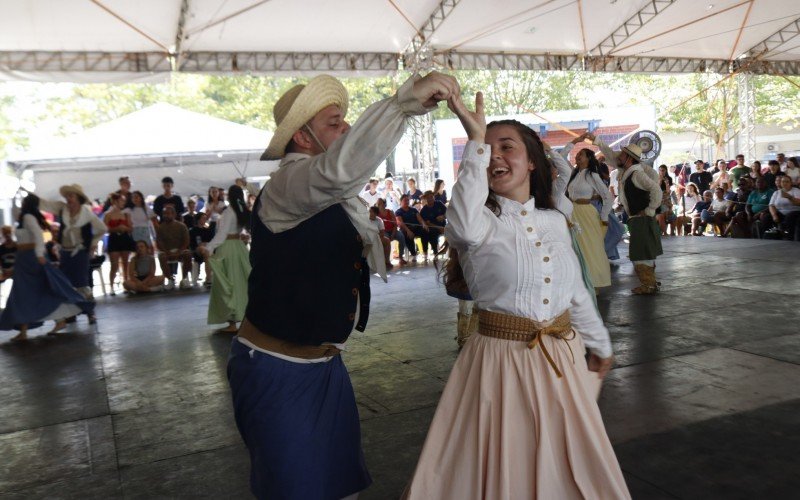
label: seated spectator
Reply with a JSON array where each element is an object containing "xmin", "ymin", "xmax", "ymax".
[
  {"xmin": 763, "ymin": 160, "xmax": 786, "ymax": 190},
  {"xmin": 102, "ymin": 175, "xmax": 134, "ymax": 212},
  {"xmin": 785, "ymin": 157, "xmax": 800, "ymax": 187},
  {"xmin": 768, "ymin": 175, "xmax": 800, "ymax": 241},
  {"xmin": 0, "ymin": 225, "xmax": 17, "ymax": 281},
  {"xmin": 361, "ymin": 177, "xmax": 382, "ymax": 207},
  {"xmin": 707, "ymin": 187, "xmax": 732, "ymax": 235},
  {"xmin": 433, "ymin": 178, "xmax": 448, "ymax": 204},
  {"xmin": 376, "ymin": 198, "xmax": 408, "ymax": 265},
  {"xmin": 189, "ymin": 211, "xmax": 216, "ymax": 287},
  {"xmin": 691, "ymin": 190, "xmax": 713, "ymax": 236},
  {"xmin": 746, "ymin": 177, "xmax": 776, "ymax": 238},
  {"xmin": 153, "ymin": 176, "xmax": 185, "ymax": 222},
  {"xmin": 155, "ymin": 205, "xmax": 192, "ymax": 290},
  {"xmin": 395, "ymin": 194, "xmax": 428, "ymax": 262},
  {"xmin": 406, "ymin": 177, "xmax": 423, "ymax": 205},
  {"xmin": 419, "ymin": 191, "xmax": 447, "ymax": 259},
  {"xmin": 183, "ymin": 199, "xmax": 199, "ymax": 229},
  {"xmin": 123, "ymin": 240, "xmax": 164, "ymax": 293},
  {"xmin": 369, "ymin": 206, "xmax": 393, "ymax": 269},
  {"xmin": 381, "ymin": 176, "xmax": 402, "ymax": 211},
  {"xmin": 673, "ymin": 182, "xmax": 701, "ymax": 235},
  {"xmin": 724, "ymin": 177, "xmax": 754, "ymax": 237},
  {"xmin": 748, "ymin": 160, "xmax": 764, "ymax": 181}
]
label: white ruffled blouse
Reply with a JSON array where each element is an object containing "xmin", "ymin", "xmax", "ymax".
[{"xmin": 445, "ymin": 141, "xmax": 612, "ymax": 358}]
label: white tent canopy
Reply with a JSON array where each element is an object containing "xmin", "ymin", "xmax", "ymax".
[
  {"xmin": 1, "ymin": 0, "xmax": 798, "ymax": 81},
  {"xmin": 7, "ymin": 103, "xmax": 277, "ymax": 200}
]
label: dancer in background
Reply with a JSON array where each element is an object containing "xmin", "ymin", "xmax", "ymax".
[
  {"xmin": 405, "ymin": 92, "xmax": 628, "ymax": 499},
  {"xmin": 201, "ymin": 185, "xmax": 251, "ymax": 334},
  {"xmin": 562, "ymin": 135, "xmax": 612, "ymax": 292},
  {"xmin": 0, "ymin": 194, "xmax": 93, "ymax": 340},
  {"xmin": 37, "ymin": 184, "xmax": 107, "ymax": 323}
]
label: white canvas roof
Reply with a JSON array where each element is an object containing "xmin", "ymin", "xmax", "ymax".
[
  {"xmin": 1, "ymin": 0, "xmax": 798, "ymax": 81},
  {"xmin": 6, "ymin": 103, "xmax": 277, "ymax": 200}
]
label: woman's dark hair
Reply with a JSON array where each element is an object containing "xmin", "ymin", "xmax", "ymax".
[
  {"xmin": 566, "ymin": 147, "xmax": 602, "ymax": 196},
  {"xmin": 788, "ymin": 157, "xmax": 800, "ymax": 169},
  {"xmin": 18, "ymin": 193, "xmax": 49, "ymax": 230},
  {"xmin": 440, "ymin": 119, "xmax": 555, "ymax": 293},
  {"xmin": 131, "ymin": 190, "xmax": 145, "ymax": 207},
  {"xmin": 658, "ymin": 165, "xmax": 673, "ymax": 187},
  {"xmin": 226, "ymin": 185, "xmax": 250, "ymax": 228},
  {"xmin": 434, "ymin": 179, "xmax": 445, "ymax": 194},
  {"xmin": 208, "ymin": 186, "xmax": 225, "ymax": 204}
]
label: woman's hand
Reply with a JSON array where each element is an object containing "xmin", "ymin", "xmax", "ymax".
[
  {"xmin": 447, "ymin": 92, "xmax": 486, "ymax": 143},
  {"xmin": 587, "ymin": 353, "xmax": 614, "ymax": 379},
  {"xmin": 37, "ymin": 256, "xmax": 46, "ymax": 265}
]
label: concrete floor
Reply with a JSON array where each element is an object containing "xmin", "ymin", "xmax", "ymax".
[{"xmin": 1, "ymin": 237, "xmax": 799, "ymax": 499}]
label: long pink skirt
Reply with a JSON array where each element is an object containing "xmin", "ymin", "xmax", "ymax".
[{"xmin": 402, "ymin": 330, "xmax": 630, "ymax": 499}]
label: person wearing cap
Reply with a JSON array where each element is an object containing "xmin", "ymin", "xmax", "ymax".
[
  {"xmin": 689, "ymin": 160, "xmax": 713, "ymax": 194},
  {"xmin": 588, "ymin": 133, "xmax": 663, "ymax": 295},
  {"xmin": 35, "ymin": 184, "xmax": 107, "ymax": 321},
  {"xmin": 227, "ymin": 70, "xmax": 459, "ymax": 499}
]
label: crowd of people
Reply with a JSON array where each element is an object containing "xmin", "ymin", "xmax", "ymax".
[{"xmin": 2, "ymin": 67, "xmax": 799, "ymax": 500}]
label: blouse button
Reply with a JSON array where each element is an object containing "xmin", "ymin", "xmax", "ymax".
[
  {"xmin": 544, "ymin": 277, "xmax": 551, "ymax": 283},
  {"xmin": 543, "ymin": 299, "xmax": 549, "ymax": 305},
  {"xmin": 477, "ymin": 147, "xmax": 485, "ymax": 155},
  {"xmin": 521, "ymin": 210, "xmax": 528, "ymax": 216},
  {"xmin": 543, "ymin": 256, "xmax": 550, "ymax": 262},
  {"xmin": 527, "ymin": 227, "xmax": 533, "ymax": 233},
  {"xmin": 535, "ymin": 242, "xmax": 542, "ymax": 247}
]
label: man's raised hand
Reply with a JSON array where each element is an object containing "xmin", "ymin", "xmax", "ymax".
[{"xmin": 413, "ymin": 72, "xmax": 460, "ymax": 109}]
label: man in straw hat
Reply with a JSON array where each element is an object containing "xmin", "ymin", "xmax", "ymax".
[
  {"xmin": 228, "ymin": 70, "xmax": 460, "ymax": 499},
  {"xmin": 588, "ymin": 133, "xmax": 663, "ymax": 294}
]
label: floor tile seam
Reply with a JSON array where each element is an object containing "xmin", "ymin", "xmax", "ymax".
[
  {"xmin": 686, "ymin": 280, "xmax": 800, "ymax": 297},
  {"xmin": 0, "ymin": 473, "xmax": 123, "ymax": 495},
  {"xmin": 0, "ymin": 413, "xmax": 112, "ymax": 438},
  {"xmin": 117, "ymin": 443, "xmax": 243, "ymax": 472},
  {"xmin": 725, "ymin": 346, "xmax": 800, "ymax": 367},
  {"xmin": 605, "ymin": 296, "xmax": 759, "ymax": 324},
  {"xmin": 362, "ymin": 319, "xmax": 456, "ymax": 337},
  {"xmin": 610, "ymin": 345, "xmax": 719, "ymax": 371},
  {"xmin": 363, "ymin": 403, "xmax": 439, "ymax": 421},
  {"xmin": 618, "ymin": 468, "xmax": 682, "ymax": 499},
  {"xmin": 98, "ymin": 338, "xmax": 124, "ymax": 482}
]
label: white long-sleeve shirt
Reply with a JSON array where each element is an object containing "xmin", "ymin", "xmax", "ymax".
[
  {"xmin": 205, "ymin": 208, "xmax": 243, "ymax": 254},
  {"xmin": 592, "ymin": 138, "xmax": 661, "ymax": 216},
  {"xmin": 38, "ymin": 199, "xmax": 107, "ymax": 251},
  {"xmin": 257, "ymin": 75, "xmax": 430, "ymax": 282},
  {"xmin": 445, "ymin": 141, "xmax": 612, "ymax": 358},
  {"xmin": 16, "ymin": 214, "xmax": 46, "ymax": 258},
  {"xmin": 567, "ymin": 170, "xmax": 613, "ymax": 221}
]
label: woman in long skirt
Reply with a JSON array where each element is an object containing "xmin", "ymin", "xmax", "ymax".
[
  {"xmin": 201, "ymin": 185, "xmax": 251, "ymax": 334},
  {"xmin": 403, "ymin": 94, "xmax": 629, "ymax": 499},
  {"xmin": 1, "ymin": 194, "xmax": 93, "ymax": 341},
  {"xmin": 562, "ymin": 137, "xmax": 613, "ymax": 291}
]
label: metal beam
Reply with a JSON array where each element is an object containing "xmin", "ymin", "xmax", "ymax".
[
  {"xmin": 178, "ymin": 51, "xmax": 400, "ymax": 73},
  {"xmin": 405, "ymin": 0, "xmax": 461, "ymax": 71},
  {"xmin": 0, "ymin": 51, "xmax": 171, "ymax": 73},
  {"xmin": 172, "ymin": 0, "xmax": 191, "ymax": 70},
  {"xmin": 745, "ymin": 16, "xmax": 800, "ymax": 58},
  {"xmin": 591, "ymin": 0, "xmax": 677, "ymax": 56},
  {"xmin": 430, "ymin": 51, "xmax": 800, "ymax": 75}
]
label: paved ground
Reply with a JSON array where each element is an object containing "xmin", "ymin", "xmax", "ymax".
[{"xmin": 1, "ymin": 237, "xmax": 799, "ymax": 499}]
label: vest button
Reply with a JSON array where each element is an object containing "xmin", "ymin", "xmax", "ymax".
[
  {"xmin": 356, "ymin": 234, "xmax": 362, "ymax": 242},
  {"xmin": 354, "ymin": 262, "xmax": 362, "ymax": 270},
  {"xmin": 348, "ymin": 313, "xmax": 356, "ymax": 321},
  {"xmin": 352, "ymin": 287, "xmax": 358, "ymax": 296}
]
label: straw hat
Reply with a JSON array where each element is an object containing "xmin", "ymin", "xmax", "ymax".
[
  {"xmin": 621, "ymin": 143, "xmax": 643, "ymax": 162},
  {"xmin": 59, "ymin": 184, "xmax": 89, "ymax": 205},
  {"xmin": 261, "ymin": 75, "xmax": 348, "ymax": 161}
]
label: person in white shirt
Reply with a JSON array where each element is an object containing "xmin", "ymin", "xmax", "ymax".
[
  {"xmin": 0, "ymin": 194, "xmax": 93, "ymax": 341},
  {"xmin": 589, "ymin": 133, "xmax": 663, "ymax": 295},
  {"xmin": 360, "ymin": 177, "xmax": 382, "ymax": 207},
  {"xmin": 403, "ymin": 93, "xmax": 628, "ymax": 500},
  {"xmin": 768, "ymin": 175, "xmax": 800, "ymax": 240},
  {"xmin": 380, "ymin": 176, "xmax": 402, "ymax": 211},
  {"xmin": 561, "ymin": 135, "xmax": 613, "ymax": 291},
  {"xmin": 674, "ymin": 182, "xmax": 701, "ymax": 236},
  {"xmin": 785, "ymin": 156, "xmax": 800, "ymax": 187},
  {"xmin": 777, "ymin": 153, "xmax": 788, "ymax": 172}
]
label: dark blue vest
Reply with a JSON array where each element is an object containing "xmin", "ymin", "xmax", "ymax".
[
  {"xmin": 56, "ymin": 214, "xmax": 94, "ymax": 250},
  {"xmin": 246, "ymin": 197, "xmax": 370, "ymax": 345}
]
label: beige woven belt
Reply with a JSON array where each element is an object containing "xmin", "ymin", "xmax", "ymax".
[{"xmin": 478, "ymin": 309, "xmax": 575, "ymax": 378}]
